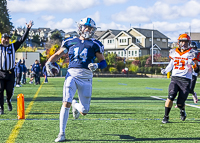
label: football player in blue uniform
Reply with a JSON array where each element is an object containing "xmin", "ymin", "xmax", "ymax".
[
  {"xmin": 189, "ymin": 41, "xmax": 199, "ymax": 103},
  {"xmin": 46, "ymin": 17, "xmax": 107, "ymax": 142}
]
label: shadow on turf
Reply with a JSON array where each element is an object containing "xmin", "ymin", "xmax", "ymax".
[
  {"xmin": 63, "ymin": 135, "xmax": 200, "ymax": 142},
  {"xmin": 11, "ymin": 96, "xmax": 159, "ymax": 102},
  {"xmin": 64, "ymin": 134, "xmax": 200, "ymax": 142}
]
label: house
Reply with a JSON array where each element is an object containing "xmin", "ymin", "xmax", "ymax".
[
  {"xmin": 47, "ymin": 29, "xmax": 65, "ymax": 41},
  {"xmin": 97, "ymin": 28, "xmax": 170, "ymax": 60},
  {"xmin": 97, "ymin": 29, "xmax": 122, "ymax": 51},
  {"xmin": 15, "ymin": 27, "xmax": 65, "ymax": 45},
  {"xmin": 38, "ymin": 28, "xmax": 51, "ymax": 41},
  {"xmin": 186, "ymin": 32, "xmax": 200, "ymax": 49},
  {"xmin": 65, "ymin": 31, "xmax": 79, "ymax": 38}
]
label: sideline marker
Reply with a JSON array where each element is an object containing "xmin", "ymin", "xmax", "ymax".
[{"xmin": 17, "ymin": 93, "xmax": 25, "ymax": 119}]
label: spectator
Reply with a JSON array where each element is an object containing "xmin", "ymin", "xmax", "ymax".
[
  {"xmin": 20, "ymin": 59, "xmax": 27, "ymax": 84},
  {"xmin": 16, "ymin": 59, "xmax": 22, "ymax": 87},
  {"xmin": 31, "ymin": 60, "xmax": 41, "ymax": 85}
]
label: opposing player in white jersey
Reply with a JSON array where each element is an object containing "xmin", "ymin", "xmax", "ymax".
[
  {"xmin": 189, "ymin": 41, "xmax": 199, "ymax": 103},
  {"xmin": 161, "ymin": 34, "xmax": 199, "ymax": 124},
  {"xmin": 45, "ymin": 17, "xmax": 107, "ymax": 142}
]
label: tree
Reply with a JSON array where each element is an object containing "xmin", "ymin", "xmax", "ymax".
[
  {"xmin": 32, "ymin": 34, "xmax": 41, "ymax": 45},
  {"xmin": 0, "ymin": 0, "xmax": 13, "ymax": 33},
  {"xmin": 51, "ymin": 31, "xmax": 63, "ymax": 42}
]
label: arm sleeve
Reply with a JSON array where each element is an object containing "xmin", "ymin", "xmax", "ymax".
[
  {"xmin": 16, "ymin": 59, "xmax": 21, "ymax": 67},
  {"xmin": 98, "ymin": 60, "xmax": 107, "ymax": 69},
  {"xmin": 164, "ymin": 59, "xmax": 174, "ymax": 73},
  {"xmin": 14, "ymin": 28, "xmax": 31, "ymax": 51}
]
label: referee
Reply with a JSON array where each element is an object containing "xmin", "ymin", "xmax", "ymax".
[{"xmin": 0, "ymin": 21, "xmax": 33, "ymax": 115}]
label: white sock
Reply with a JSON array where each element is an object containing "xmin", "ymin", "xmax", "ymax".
[{"xmin": 59, "ymin": 106, "xmax": 70, "ymax": 134}]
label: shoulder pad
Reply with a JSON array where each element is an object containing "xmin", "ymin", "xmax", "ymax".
[
  {"xmin": 169, "ymin": 49, "xmax": 176, "ymax": 59},
  {"xmin": 189, "ymin": 49, "xmax": 198, "ymax": 60},
  {"xmin": 92, "ymin": 39, "xmax": 104, "ymax": 53}
]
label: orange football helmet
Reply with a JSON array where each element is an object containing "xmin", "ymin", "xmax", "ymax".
[
  {"xmin": 178, "ymin": 34, "xmax": 191, "ymax": 41},
  {"xmin": 178, "ymin": 34, "xmax": 191, "ymax": 50}
]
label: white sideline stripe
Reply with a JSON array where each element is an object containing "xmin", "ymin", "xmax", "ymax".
[{"xmin": 151, "ymin": 96, "xmax": 200, "ymax": 109}]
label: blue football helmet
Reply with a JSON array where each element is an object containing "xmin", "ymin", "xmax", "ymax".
[
  {"xmin": 190, "ymin": 41, "xmax": 198, "ymax": 48},
  {"xmin": 77, "ymin": 17, "xmax": 97, "ymax": 39}
]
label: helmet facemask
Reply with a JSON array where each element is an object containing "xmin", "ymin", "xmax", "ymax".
[
  {"xmin": 179, "ymin": 40, "xmax": 190, "ymax": 50},
  {"xmin": 77, "ymin": 17, "xmax": 97, "ymax": 39},
  {"xmin": 78, "ymin": 24, "xmax": 97, "ymax": 39}
]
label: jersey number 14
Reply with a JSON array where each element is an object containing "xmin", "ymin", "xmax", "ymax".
[{"xmin": 74, "ymin": 47, "xmax": 88, "ymax": 62}]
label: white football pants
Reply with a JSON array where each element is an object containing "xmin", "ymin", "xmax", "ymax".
[{"xmin": 63, "ymin": 76, "xmax": 92, "ymax": 113}]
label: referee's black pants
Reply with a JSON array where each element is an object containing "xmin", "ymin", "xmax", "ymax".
[{"xmin": 0, "ymin": 69, "xmax": 15, "ymax": 106}]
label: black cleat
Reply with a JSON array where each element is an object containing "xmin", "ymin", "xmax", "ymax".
[
  {"xmin": 162, "ymin": 115, "xmax": 169, "ymax": 124},
  {"xmin": 6, "ymin": 100, "xmax": 12, "ymax": 111},
  {"xmin": 180, "ymin": 109, "xmax": 186, "ymax": 121},
  {"xmin": 0, "ymin": 105, "xmax": 4, "ymax": 115}
]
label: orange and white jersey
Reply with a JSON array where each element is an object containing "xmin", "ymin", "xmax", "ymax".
[{"xmin": 168, "ymin": 48, "xmax": 198, "ymax": 79}]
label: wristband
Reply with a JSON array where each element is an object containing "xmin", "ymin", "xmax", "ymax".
[
  {"xmin": 192, "ymin": 64, "xmax": 197, "ymax": 69},
  {"xmin": 97, "ymin": 60, "xmax": 107, "ymax": 69}
]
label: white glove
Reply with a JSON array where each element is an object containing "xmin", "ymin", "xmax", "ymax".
[
  {"xmin": 161, "ymin": 68, "xmax": 167, "ymax": 75},
  {"xmin": 88, "ymin": 63, "xmax": 98, "ymax": 71},
  {"xmin": 188, "ymin": 59, "xmax": 195, "ymax": 66},
  {"xmin": 45, "ymin": 61, "xmax": 54, "ymax": 76}
]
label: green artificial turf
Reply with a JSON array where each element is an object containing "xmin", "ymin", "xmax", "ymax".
[{"xmin": 1, "ymin": 77, "xmax": 200, "ymax": 143}]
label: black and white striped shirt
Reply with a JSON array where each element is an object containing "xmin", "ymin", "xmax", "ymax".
[
  {"xmin": 0, "ymin": 28, "xmax": 30, "ymax": 71},
  {"xmin": 0, "ymin": 44, "xmax": 15, "ymax": 71}
]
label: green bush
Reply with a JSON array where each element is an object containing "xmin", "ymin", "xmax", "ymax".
[
  {"xmin": 109, "ymin": 67, "xmax": 118, "ymax": 74},
  {"xmin": 129, "ymin": 64, "xmax": 138, "ymax": 73},
  {"xmin": 139, "ymin": 67, "xmax": 144, "ymax": 73},
  {"xmin": 116, "ymin": 61, "xmax": 125, "ymax": 72},
  {"xmin": 141, "ymin": 60, "xmax": 146, "ymax": 67}
]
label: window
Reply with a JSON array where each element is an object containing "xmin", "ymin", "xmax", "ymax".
[
  {"xmin": 157, "ymin": 38, "xmax": 160, "ymax": 41},
  {"xmin": 119, "ymin": 38, "xmax": 128, "ymax": 45},
  {"xmin": 136, "ymin": 38, "xmax": 142, "ymax": 43},
  {"xmin": 162, "ymin": 39, "xmax": 167, "ymax": 42},
  {"xmin": 139, "ymin": 50, "xmax": 141, "ymax": 56},
  {"xmin": 132, "ymin": 51, "xmax": 134, "ymax": 56},
  {"xmin": 149, "ymin": 38, "xmax": 152, "ymax": 41},
  {"xmin": 128, "ymin": 51, "xmax": 131, "ymax": 57},
  {"xmin": 121, "ymin": 51, "xmax": 123, "ymax": 57},
  {"xmin": 107, "ymin": 39, "xmax": 114, "ymax": 44},
  {"xmin": 135, "ymin": 51, "xmax": 137, "ymax": 56}
]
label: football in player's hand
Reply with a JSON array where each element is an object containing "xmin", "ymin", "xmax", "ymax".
[{"xmin": 51, "ymin": 63, "xmax": 60, "ymax": 76}]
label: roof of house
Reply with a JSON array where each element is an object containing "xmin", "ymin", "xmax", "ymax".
[
  {"xmin": 38, "ymin": 28, "xmax": 51, "ymax": 32},
  {"xmin": 99, "ymin": 29, "xmax": 122, "ymax": 39},
  {"xmin": 133, "ymin": 28, "xmax": 169, "ymax": 39},
  {"xmin": 94, "ymin": 31, "xmax": 106, "ymax": 39},
  {"xmin": 109, "ymin": 29, "xmax": 122, "ymax": 36},
  {"xmin": 66, "ymin": 31, "xmax": 78, "ymax": 35}
]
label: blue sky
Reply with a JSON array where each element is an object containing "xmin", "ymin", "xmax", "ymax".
[{"xmin": 7, "ymin": 0, "xmax": 200, "ymax": 42}]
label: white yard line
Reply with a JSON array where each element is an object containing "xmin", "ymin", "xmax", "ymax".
[{"xmin": 151, "ymin": 96, "xmax": 200, "ymax": 109}]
